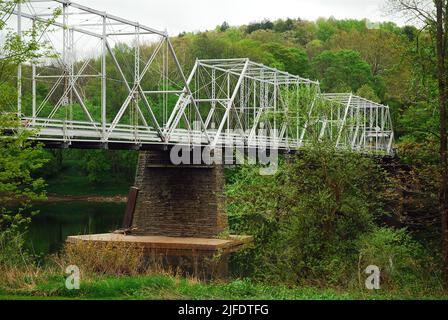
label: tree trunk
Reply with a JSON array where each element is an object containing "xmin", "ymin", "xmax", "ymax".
[{"xmin": 435, "ymin": 0, "xmax": 448, "ymax": 289}]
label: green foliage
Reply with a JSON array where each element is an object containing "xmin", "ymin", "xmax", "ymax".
[
  {"xmin": 0, "ymin": 82, "xmax": 16, "ymax": 112},
  {"xmin": 0, "ymin": 114, "xmax": 49, "ymax": 232},
  {"xmin": 312, "ymin": 50, "xmax": 373, "ymax": 92},
  {"xmin": 219, "ymin": 21, "xmax": 230, "ymax": 32},
  {"xmin": 228, "ymin": 145, "xmax": 389, "ymax": 286},
  {"xmin": 85, "ymin": 151, "xmax": 111, "ymax": 184},
  {"xmin": 357, "ymin": 228, "xmax": 442, "ymax": 291},
  {"xmin": 395, "ymin": 100, "xmax": 440, "ymax": 166},
  {"xmin": 261, "ymin": 43, "xmax": 310, "ymax": 76},
  {"xmin": 228, "ymin": 146, "xmax": 440, "ymax": 291},
  {"xmin": 273, "ymin": 18, "xmax": 295, "ymax": 33},
  {"xmin": 54, "ymin": 150, "xmax": 137, "ymax": 187},
  {"xmin": 316, "ymin": 17, "xmax": 337, "ymax": 42},
  {"xmin": 247, "ymin": 19, "xmax": 274, "ymax": 34},
  {"xmin": 356, "ymin": 84, "xmax": 380, "ymax": 103}
]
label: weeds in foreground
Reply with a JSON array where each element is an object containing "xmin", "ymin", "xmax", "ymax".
[{"xmin": 1, "ymin": 232, "xmax": 447, "ymax": 300}]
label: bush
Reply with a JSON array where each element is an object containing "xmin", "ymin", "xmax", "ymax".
[
  {"xmin": 357, "ymin": 228, "xmax": 442, "ymax": 292},
  {"xmin": 0, "ymin": 231, "xmax": 38, "ymax": 291},
  {"xmin": 0, "ymin": 231, "xmax": 29, "ymax": 269},
  {"xmin": 228, "ymin": 145, "xmax": 389, "ymax": 286},
  {"xmin": 58, "ymin": 241, "xmax": 146, "ymax": 277},
  {"xmin": 228, "ymin": 145, "xmax": 442, "ymax": 292},
  {"xmin": 0, "ymin": 113, "xmax": 48, "ymax": 232}
]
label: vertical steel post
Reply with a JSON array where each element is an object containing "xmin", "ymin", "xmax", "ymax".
[
  {"xmin": 133, "ymin": 24, "xmax": 140, "ymax": 139},
  {"xmin": 62, "ymin": 3, "xmax": 69, "ymax": 123},
  {"xmin": 69, "ymin": 28, "xmax": 74, "ymax": 121},
  {"xmin": 135, "ymin": 25, "xmax": 140, "ymax": 84},
  {"xmin": 17, "ymin": 1, "xmax": 22, "ymax": 117},
  {"xmin": 32, "ymin": 64, "xmax": 36, "ymax": 124},
  {"xmin": 101, "ymin": 15, "xmax": 107, "ymax": 139},
  {"xmin": 62, "ymin": 3, "xmax": 67, "ymax": 66},
  {"xmin": 335, "ymin": 94, "xmax": 352, "ymax": 148},
  {"xmin": 227, "ymin": 72, "xmax": 230, "ymax": 132},
  {"xmin": 213, "ymin": 59, "xmax": 250, "ymax": 148},
  {"xmin": 274, "ymin": 73, "xmax": 277, "ymax": 142}
]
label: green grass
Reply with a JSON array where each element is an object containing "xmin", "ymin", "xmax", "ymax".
[
  {"xmin": 1, "ymin": 275, "xmax": 447, "ymax": 300},
  {"xmin": 46, "ymin": 160, "xmax": 131, "ymax": 197}
]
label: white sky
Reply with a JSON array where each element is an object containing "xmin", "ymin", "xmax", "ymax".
[{"xmin": 71, "ymin": 0, "xmax": 401, "ymax": 35}]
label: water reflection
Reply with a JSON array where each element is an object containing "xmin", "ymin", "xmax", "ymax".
[{"xmin": 26, "ymin": 202, "xmax": 125, "ymax": 255}]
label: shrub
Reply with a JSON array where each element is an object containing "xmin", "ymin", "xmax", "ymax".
[
  {"xmin": 228, "ymin": 144, "xmax": 391, "ymax": 286},
  {"xmin": 58, "ymin": 241, "xmax": 146, "ymax": 277},
  {"xmin": 0, "ymin": 231, "xmax": 38, "ymax": 291},
  {"xmin": 356, "ymin": 228, "xmax": 442, "ymax": 292}
]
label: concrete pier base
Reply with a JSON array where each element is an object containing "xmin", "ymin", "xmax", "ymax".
[
  {"xmin": 67, "ymin": 150, "xmax": 251, "ymax": 279},
  {"xmin": 67, "ymin": 234, "xmax": 252, "ymax": 280}
]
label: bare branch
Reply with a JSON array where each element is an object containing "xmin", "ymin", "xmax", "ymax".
[{"xmin": 385, "ymin": 0, "xmax": 436, "ymax": 26}]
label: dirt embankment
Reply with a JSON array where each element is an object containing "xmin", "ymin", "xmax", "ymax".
[
  {"xmin": 3, "ymin": 194, "xmax": 127, "ymax": 205},
  {"xmin": 43, "ymin": 195, "xmax": 127, "ymax": 203}
]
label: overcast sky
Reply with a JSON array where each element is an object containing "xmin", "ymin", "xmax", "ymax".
[{"xmin": 71, "ymin": 0, "xmax": 401, "ymax": 35}]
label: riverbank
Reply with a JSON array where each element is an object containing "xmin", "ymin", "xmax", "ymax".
[
  {"xmin": 4, "ymin": 194, "xmax": 127, "ymax": 205},
  {"xmin": 45, "ymin": 195, "xmax": 127, "ymax": 203},
  {"xmin": 1, "ymin": 275, "xmax": 447, "ymax": 300}
]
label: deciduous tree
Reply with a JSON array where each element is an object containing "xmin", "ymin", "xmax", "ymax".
[{"xmin": 387, "ymin": 0, "xmax": 448, "ymax": 288}]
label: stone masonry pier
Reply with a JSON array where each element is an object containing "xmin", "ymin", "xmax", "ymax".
[
  {"xmin": 68, "ymin": 149, "xmax": 251, "ymax": 279},
  {"xmin": 132, "ymin": 150, "xmax": 228, "ymax": 238}
]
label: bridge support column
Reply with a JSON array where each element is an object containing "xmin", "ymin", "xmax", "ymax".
[
  {"xmin": 68, "ymin": 150, "xmax": 251, "ymax": 280},
  {"xmin": 132, "ymin": 150, "xmax": 228, "ymax": 238}
]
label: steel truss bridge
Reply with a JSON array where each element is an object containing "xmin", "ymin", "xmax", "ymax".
[{"xmin": 8, "ymin": 0, "xmax": 395, "ymax": 156}]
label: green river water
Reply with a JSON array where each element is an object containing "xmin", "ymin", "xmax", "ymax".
[{"xmin": 26, "ymin": 202, "xmax": 125, "ymax": 256}]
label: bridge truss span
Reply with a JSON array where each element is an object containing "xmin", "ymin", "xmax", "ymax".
[
  {"xmin": 163, "ymin": 58, "xmax": 321, "ymax": 150},
  {"xmin": 322, "ymin": 93, "xmax": 395, "ymax": 156},
  {"xmin": 8, "ymin": 0, "xmax": 396, "ymax": 157}
]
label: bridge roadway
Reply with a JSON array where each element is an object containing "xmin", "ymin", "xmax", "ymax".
[{"xmin": 20, "ymin": 116, "xmax": 394, "ymax": 157}]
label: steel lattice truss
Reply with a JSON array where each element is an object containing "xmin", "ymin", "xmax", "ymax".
[
  {"xmin": 9, "ymin": 0, "xmax": 395, "ymax": 156},
  {"xmin": 323, "ymin": 93, "xmax": 395, "ymax": 155}
]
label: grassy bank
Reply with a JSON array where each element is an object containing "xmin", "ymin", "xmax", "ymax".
[{"xmin": 1, "ymin": 275, "xmax": 447, "ymax": 300}]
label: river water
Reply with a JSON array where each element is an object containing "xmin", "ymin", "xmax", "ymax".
[
  {"xmin": 26, "ymin": 202, "xmax": 125, "ymax": 256},
  {"xmin": 25, "ymin": 201, "xmax": 249, "ymax": 278}
]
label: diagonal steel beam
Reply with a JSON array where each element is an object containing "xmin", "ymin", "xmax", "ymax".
[
  {"xmin": 46, "ymin": 59, "xmax": 90, "ymax": 119},
  {"xmin": 164, "ymin": 60, "xmax": 198, "ymax": 135},
  {"xmin": 71, "ymin": 85, "xmax": 102, "ymax": 134},
  {"xmin": 106, "ymin": 40, "xmax": 150, "ymax": 129},
  {"xmin": 212, "ymin": 59, "xmax": 250, "ymax": 148},
  {"xmin": 167, "ymin": 39, "xmax": 211, "ymax": 144},
  {"xmin": 335, "ymin": 93, "xmax": 353, "ymax": 148},
  {"xmin": 105, "ymin": 39, "xmax": 165, "ymax": 140}
]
